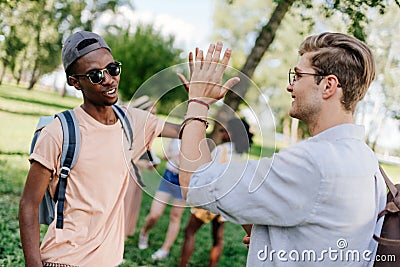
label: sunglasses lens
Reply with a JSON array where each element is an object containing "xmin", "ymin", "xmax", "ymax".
[
  {"xmin": 85, "ymin": 62, "xmax": 121, "ymax": 84},
  {"xmin": 108, "ymin": 62, "xmax": 121, "ymax": 76},
  {"xmin": 87, "ymin": 70, "xmax": 104, "ymax": 84}
]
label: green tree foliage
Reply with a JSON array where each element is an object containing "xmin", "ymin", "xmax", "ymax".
[
  {"xmin": 0, "ymin": 26, "xmax": 26, "ymax": 85},
  {"xmin": 355, "ymin": 5, "xmax": 400, "ymax": 151},
  {"xmin": 214, "ymin": 0, "xmax": 399, "ymax": 112},
  {"xmin": 0, "ymin": 0, "xmax": 130, "ymax": 90},
  {"xmin": 104, "ymin": 25, "xmax": 184, "ymax": 115},
  {"xmin": 212, "ymin": 0, "xmax": 399, "ymax": 142},
  {"xmin": 0, "ymin": 1, "xmax": 80, "ymax": 89},
  {"xmin": 75, "ymin": 0, "xmax": 133, "ymax": 31},
  {"xmin": 25, "ymin": 0, "xmax": 64, "ymax": 89}
]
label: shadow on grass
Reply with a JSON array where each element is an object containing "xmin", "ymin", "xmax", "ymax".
[
  {"xmin": 0, "ymin": 95, "xmax": 74, "ymax": 110},
  {"xmin": 0, "ymin": 107, "xmax": 55, "ymax": 117},
  {"xmin": 0, "ymin": 150, "xmax": 29, "ymax": 156}
]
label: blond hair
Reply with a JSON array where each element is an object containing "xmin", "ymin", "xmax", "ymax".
[{"xmin": 298, "ymin": 32, "xmax": 375, "ymax": 111}]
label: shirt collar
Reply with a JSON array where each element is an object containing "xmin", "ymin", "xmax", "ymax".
[{"xmin": 310, "ymin": 124, "xmax": 365, "ymax": 142}]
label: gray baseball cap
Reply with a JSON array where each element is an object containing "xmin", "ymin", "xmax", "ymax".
[{"xmin": 62, "ymin": 31, "xmax": 111, "ymax": 72}]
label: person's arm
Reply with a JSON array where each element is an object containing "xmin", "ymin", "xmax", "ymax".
[
  {"xmin": 242, "ymin": 224, "xmax": 252, "ymax": 236},
  {"xmin": 19, "ymin": 161, "xmax": 52, "ymax": 267},
  {"xmin": 242, "ymin": 224, "xmax": 252, "ymax": 249},
  {"xmin": 179, "ymin": 42, "xmax": 240, "ymax": 198},
  {"xmin": 159, "ymin": 122, "xmax": 180, "ymax": 138}
]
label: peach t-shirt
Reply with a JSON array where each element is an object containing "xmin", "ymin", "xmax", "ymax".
[{"xmin": 30, "ymin": 106, "xmax": 165, "ymax": 266}]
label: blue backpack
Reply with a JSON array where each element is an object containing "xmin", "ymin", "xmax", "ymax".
[{"xmin": 30, "ymin": 104, "xmax": 138, "ymax": 229}]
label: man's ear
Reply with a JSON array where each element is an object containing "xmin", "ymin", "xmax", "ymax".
[
  {"xmin": 68, "ymin": 76, "xmax": 82, "ymax": 90},
  {"xmin": 322, "ymin": 75, "xmax": 340, "ymax": 99}
]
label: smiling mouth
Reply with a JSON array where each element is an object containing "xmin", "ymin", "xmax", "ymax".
[{"xmin": 106, "ymin": 88, "xmax": 116, "ymax": 95}]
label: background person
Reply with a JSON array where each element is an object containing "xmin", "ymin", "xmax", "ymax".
[
  {"xmin": 137, "ymin": 138, "xmax": 186, "ymax": 260},
  {"xmin": 124, "ymin": 97, "xmax": 161, "ymax": 239},
  {"xmin": 179, "ymin": 118, "xmax": 253, "ymax": 267},
  {"xmin": 179, "ymin": 34, "xmax": 387, "ymax": 266}
]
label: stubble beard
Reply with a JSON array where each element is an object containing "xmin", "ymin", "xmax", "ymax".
[{"xmin": 289, "ymin": 101, "xmax": 321, "ymax": 125}]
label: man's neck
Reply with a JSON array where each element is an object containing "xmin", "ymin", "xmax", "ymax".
[
  {"xmin": 308, "ymin": 110, "xmax": 354, "ymax": 136},
  {"xmin": 80, "ymin": 103, "xmax": 117, "ymax": 125}
]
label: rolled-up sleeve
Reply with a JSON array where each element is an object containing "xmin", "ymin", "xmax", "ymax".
[{"xmin": 29, "ymin": 119, "xmax": 62, "ymax": 177}]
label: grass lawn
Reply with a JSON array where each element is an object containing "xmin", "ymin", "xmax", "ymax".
[
  {"xmin": 0, "ymin": 83, "xmax": 399, "ymax": 266},
  {"xmin": 0, "ymin": 84, "xmax": 249, "ymax": 266}
]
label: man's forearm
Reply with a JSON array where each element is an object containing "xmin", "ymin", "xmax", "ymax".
[
  {"xmin": 19, "ymin": 202, "xmax": 43, "ymax": 266},
  {"xmin": 179, "ymin": 42, "xmax": 238, "ymax": 199},
  {"xmin": 159, "ymin": 122, "xmax": 180, "ymax": 138},
  {"xmin": 179, "ymin": 102, "xmax": 210, "ymax": 198}
]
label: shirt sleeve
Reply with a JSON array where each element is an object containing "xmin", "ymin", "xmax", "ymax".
[
  {"xmin": 187, "ymin": 142, "xmax": 323, "ymax": 226},
  {"xmin": 29, "ymin": 119, "xmax": 63, "ymax": 184}
]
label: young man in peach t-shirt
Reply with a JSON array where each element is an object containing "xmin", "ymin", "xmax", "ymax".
[{"xmin": 19, "ymin": 31, "xmax": 180, "ymax": 267}]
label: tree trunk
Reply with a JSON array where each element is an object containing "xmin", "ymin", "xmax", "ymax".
[
  {"xmin": 28, "ymin": 73, "xmax": 38, "ymax": 90},
  {"xmin": 225, "ymin": 0, "xmax": 296, "ymax": 110},
  {"xmin": 28, "ymin": 62, "xmax": 39, "ymax": 90},
  {"xmin": 15, "ymin": 49, "xmax": 28, "ymax": 85},
  {"xmin": 15, "ymin": 68, "xmax": 22, "ymax": 85},
  {"xmin": 290, "ymin": 118, "xmax": 299, "ymax": 144},
  {"xmin": 0, "ymin": 61, "xmax": 7, "ymax": 86},
  {"xmin": 210, "ymin": 0, "xmax": 296, "ymax": 140},
  {"xmin": 28, "ymin": 22, "xmax": 42, "ymax": 90}
]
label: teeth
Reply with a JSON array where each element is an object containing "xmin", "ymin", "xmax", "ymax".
[{"xmin": 107, "ymin": 88, "xmax": 116, "ymax": 95}]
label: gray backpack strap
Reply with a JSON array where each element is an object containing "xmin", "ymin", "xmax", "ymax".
[
  {"xmin": 53, "ymin": 110, "xmax": 80, "ymax": 229},
  {"xmin": 57, "ymin": 110, "xmax": 80, "ymax": 168},
  {"xmin": 112, "ymin": 105, "xmax": 145, "ymax": 186},
  {"xmin": 30, "ymin": 116, "xmax": 53, "ymax": 154},
  {"xmin": 112, "ymin": 104, "xmax": 133, "ymax": 147}
]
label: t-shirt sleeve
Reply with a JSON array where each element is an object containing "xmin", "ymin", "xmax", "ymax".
[
  {"xmin": 29, "ymin": 119, "xmax": 63, "ymax": 179},
  {"xmin": 187, "ymin": 142, "xmax": 322, "ymax": 226}
]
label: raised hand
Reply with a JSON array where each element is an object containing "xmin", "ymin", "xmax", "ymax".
[
  {"xmin": 187, "ymin": 42, "xmax": 240, "ymax": 104},
  {"xmin": 177, "ymin": 48, "xmax": 196, "ymax": 91}
]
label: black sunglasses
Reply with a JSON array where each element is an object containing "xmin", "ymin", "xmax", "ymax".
[{"xmin": 71, "ymin": 62, "xmax": 122, "ymax": 84}]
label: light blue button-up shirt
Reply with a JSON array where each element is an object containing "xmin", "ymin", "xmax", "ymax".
[{"xmin": 187, "ymin": 124, "xmax": 386, "ymax": 266}]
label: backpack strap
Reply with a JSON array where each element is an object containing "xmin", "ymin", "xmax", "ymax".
[
  {"xmin": 112, "ymin": 104, "xmax": 133, "ymax": 147},
  {"xmin": 131, "ymin": 159, "xmax": 146, "ymax": 187},
  {"xmin": 112, "ymin": 104, "xmax": 146, "ymax": 187},
  {"xmin": 373, "ymin": 165, "xmax": 400, "ymax": 246},
  {"xmin": 30, "ymin": 116, "xmax": 54, "ymax": 154},
  {"xmin": 379, "ymin": 165, "xmax": 399, "ymax": 206},
  {"xmin": 54, "ymin": 110, "xmax": 80, "ymax": 229}
]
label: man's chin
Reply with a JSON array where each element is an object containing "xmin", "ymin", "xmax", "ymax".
[
  {"xmin": 289, "ymin": 111, "xmax": 303, "ymax": 121},
  {"xmin": 289, "ymin": 110, "xmax": 297, "ymax": 119},
  {"xmin": 106, "ymin": 97, "xmax": 119, "ymax": 106}
]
